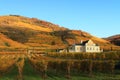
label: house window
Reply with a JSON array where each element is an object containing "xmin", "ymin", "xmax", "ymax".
[
  {"xmin": 87, "ymin": 47, "xmax": 89, "ymax": 50},
  {"xmin": 80, "ymin": 47, "xmax": 82, "ymax": 50},
  {"xmin": 96, "ymin": 48, "xmax": 98, "ymax": 51},
  {"xmin": 90, "ymin": 47, "xmax": 92, "ymax": 50}
]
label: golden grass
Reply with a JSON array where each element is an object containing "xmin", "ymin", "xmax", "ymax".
[
  {"xmin": 0, "ymin": 15, "xmax": 119, "ymax": 51},
  {"xmin": 0, "ymin": 33, "xmax": 26, "ymax": 48},
  {"xmin": 12, "ymin": 22, "xmax": 52, "ymax": 32}
]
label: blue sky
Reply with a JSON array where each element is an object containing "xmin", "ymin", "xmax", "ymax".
[{"xmin": 0, "ymin": 0, "xmax": 120, "ymax": 38}]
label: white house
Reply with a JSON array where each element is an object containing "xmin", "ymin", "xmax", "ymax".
[{"xmin": 69, "ymin": 40, "xmax": 102, "ymax": 52}]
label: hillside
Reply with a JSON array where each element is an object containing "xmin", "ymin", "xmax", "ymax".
[
  {"xmin": 0, "ymin": 15, "xmax": 119, "ymax": 50},
  {"xmin": 105, "ymin": 34, "xmax": 120, "ymax": 46},
  {"xmin": 0, "ymin": 33, "xmax": 26, "ymax": 48}
]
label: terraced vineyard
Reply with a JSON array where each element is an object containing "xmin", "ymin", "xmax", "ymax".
[
  {"xmin": 0, "ymin": 53, "xmax": 25, "ymax": 80},
  {"xmin": 1, "ymin": 52, "xmax": 120, "ymax": 80}
]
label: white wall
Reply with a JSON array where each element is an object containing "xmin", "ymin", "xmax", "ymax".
[
  {"xmin": 85, "ymin": 46, "xmax": 100, "ymax": 52},
  {"xmin": 69, "ymin": 45, "xmax": 101, "ymax": 52},
  {"xmin": 75, "ymin": 45, "xmax": 84, "ymax": 52}
]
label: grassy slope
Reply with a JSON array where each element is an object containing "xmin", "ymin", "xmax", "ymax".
[
  {"xmin": 0, "ymin": 33, "xmax": 26, "ymax": 48},
  {"xmin": 105, "ymin": 34, "xmax": 120, "ymax": 46},
  {"xmin": 0, "ymin": 15, "xmax": 119, "ymax": 50},
  {"xmin": 0, "ymin": 15, "xmax": 67, "ymax": 49}
]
